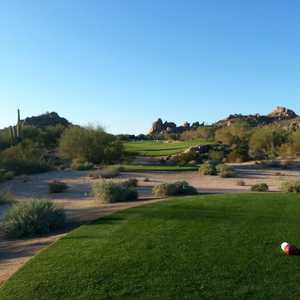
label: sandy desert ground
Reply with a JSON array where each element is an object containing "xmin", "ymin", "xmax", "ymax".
[{"xmin": 1, "ymin": 163, "xmax": 300, "ymax": 285}]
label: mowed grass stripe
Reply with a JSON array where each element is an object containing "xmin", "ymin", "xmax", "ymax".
[
  {"xmin": 1, "ymin": 194, "xmax": 300, "ymax": 299},
  {"xmin": 124, "ymin": 139, "xmax": 208, "ymax": 156}
]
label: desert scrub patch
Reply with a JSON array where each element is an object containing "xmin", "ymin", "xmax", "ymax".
[
  {"xmin": 2, "ymin": 200, "xmax": 66, "ymax": 238},
  {"xmin": 217, "ymin": 164, "xmax": 235, "ymax": 178},
  {"xmin": 199, "ymin": 162, "xmax": 217, "ymax": 175},
  {"xmin": 281, "ymin": 181, "xmax": 300, "ymax": 193},
  {"xmin": 0, "ymin": 169, "xmax": 14, "ymax": 182},
  {"xmin": 71, "ymin": 160, "xmax": 94, "ymax": 171},
  {"xmin": 0, "ymin": 191, "xmax": 15, "ymax": 206},
  {"xmin": 100, "ymin": 166, "xmax": 121, "ymax": 178},
  {"xmin": 153, "ymin": 181, "xmax": 198, "ymax": 197},
  {"xmin": 121, "ymin": 178, "xmax": 138, "ymax": 188},
  {"xmin": 251, "ymin": 183, "xmax": 269, "ymax": 192},
  {"xmin": 48, "ymin": 181, "xmax": 69, "ymax": 193},
  {"xmin": 236, "ymin": 180, "xmax": 246, "ymax": 186},
  {"xmin": 92, "ymin": 180, "xmax": 138, "ymax": 203}
]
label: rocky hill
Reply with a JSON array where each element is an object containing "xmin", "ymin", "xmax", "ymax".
[
  {"xmin": 22, "ymin": 112, "xmax": 71, "ymax": 128},
  {"xmin": 214, "ymin": 106, "xmax": 298, "ymax": 128},
  {"xmin": 150, "ymin": 107, "xmax": 298, "ymax": 135}
]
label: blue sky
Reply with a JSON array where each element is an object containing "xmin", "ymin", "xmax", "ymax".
[{"xmin": 1, "ymin": 0, "xmax": 300, "ymax": 134}]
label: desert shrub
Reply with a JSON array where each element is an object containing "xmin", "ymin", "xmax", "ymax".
[
  {"xmin": 100, "ymin": 166, "xmax": 120, "ymax": 178},
  {"xmin": 274, "ymin": 172, "xmax": 283, "ymax": 176},
  {"xmin": 92, "ymin": 181, "xmax": 138, "ymax": 203},
  {"xmin": 49, "ymin": 181, "xmax": 69, "ymax": 193},
  {"xmin": 59, "ymin": 126, "xmax": 124, "ymax": 164},
  {"xmin": 2, "ymin": 200, "xmax": 66, "ymax": 238},
  {"xmin": 71, "ymin": 159, "xmax": 94, "ymax": 171},
  {"xmin": 208, "ymin": 150, "xmax": 225, "ymax": 164},
  {"xmin": 0, "ymin": 191, "xmax": 14, "ymax": 206},
  {"xmin": 217, "ymin": 164, "xmax": 235, "ymax": 178},
  {"xmin": 121, "ymin": 178, "xmax": 138, "ymax": 188},
  {"xmin": 153, "ymin": 181, "xmax": 198, "ymax": 197},
  {"xmin": 173, "ymin": 151, "xmax": 198, "ymax": 164},
  {"xmin": 249, "ymin": 125, "xmax": 289, "ymax": 159},
  {"xmin": 144, "ymin": 177, "xmax": 150, "ymax": 182},
  {"xmin": 251, "ymin": 183, "xmax": 269, "ymax": 192},
  {"xmin": 280, "ymin": 159, "xmax": 293, "ymax": 169},
  {"xmin": 180, "ymin": 126, "xmax": 215, "ymax": 141},
  {"xmin": 236, "ymin": 180, "xmax": 245, "ymax": 186},
  {"xmin": 199, "ymin": 162, "xmax": 217, "ymax": 175},
  {"xmin": 281, "ymin": 181, "xmax": 300, "ymax": 193},
  {"xmin": 89, "ymin": 171, "xmax": 102, "ymax": 180},
  {"xmin": 0, "ymin": 141, "xmax": 50, "ymax": 175},
  {"xmin": 227, "ymin": 141, "xmax": 250, "ymax": 163},
  {"xmin": 0, "ymin": 169, "xmax": 14, "ymax": 182}
]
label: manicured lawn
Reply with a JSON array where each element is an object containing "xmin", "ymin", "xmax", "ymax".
[
  {"xmin": 120, "ymin": 164, "xmax": 199, "ymax": 172},
  {"xmin": 2, "ymin": 193, "xmax": 300, "ymax": 299},
  {"xmin": 124, "ymin": 139, "xmax": 208, "ymax": 156}
]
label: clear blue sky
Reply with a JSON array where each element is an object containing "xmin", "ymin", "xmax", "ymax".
[{"xmin": 1, "ymin": 0, "xmax": 300, "ymax": 134}]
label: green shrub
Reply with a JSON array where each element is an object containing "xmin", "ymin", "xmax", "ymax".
[
  {"xmin": 0, "ymin": 140, "xmax": 50, "ymax": 175},
  {"xmin": 208, "ymin": 150, "xmax": 225, "ymax": 164},
  {"xmin": 236, "ymin": 180, "xmax": 245, "ymax": 186},
  {"xmin": 281, "ymin": 181, "xmax": 300, "ymax": 193},
  {"xmin": 59, "ymin": 126, "xmax": 124, "ymax": 164},
  {"xmin": 217, "ymin": 164, "xmax": 235, "ymax": 178},
  {"xmin": 92, "ymin": 180, "xmax": 138, "ymax": 203},
  {"xmin": 152, "ymin": 181, "xmax": 198, "ymax": 197},
  {"xmin": 100, "ymin": 166, "xmax": 120, "ymax": 178},
  {"xmin": 49, "ymin": 181, "xmax": 69, "ymax": 193},
  {"xmin": 251, "ymin": 183, "xmax": 269, "ymax": 192},
  {"xmin": 0, "ymin": 169, "xmax": 14, "ymax": 182},
  {"xmin": 2, "ymin": 200, "xmax": 66, "ymax": 238},
  {"xmin": 199, "ymin": 162, "xmax": 217, "ymax": 175},
  {"xmin": 88, "ymin": 171, "xmax": 102, "ymax": 180},
  {"xmin": 121, "ymin": 178, "xmax": 138, "ymax": 188},
  {"xmin": 71, "ymin": 160, "xmax": 94, "ymax": 171},
  {"xmin": 0, "ymin": 191, "xmax": 14, "ymax": 206}
]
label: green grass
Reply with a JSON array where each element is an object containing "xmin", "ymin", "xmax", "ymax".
[
  {"xmin": 124, "ymin": 139, "xmax": 208, "ymax": 156},
  {"xmin": 2, "ymin": 193, "xmax": 300, "ymax": 299},
  {"xmin": 119, "ymin": 164, "xmax": 199, "ymax": 172}
]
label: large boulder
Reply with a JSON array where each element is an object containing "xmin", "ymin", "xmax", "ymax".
[
  {"xmin": 149, "ymin": 118, "xmax": 164, "ymax": 134},
  {"xmin": 268, "ymin": 106, "xmax": 298, "ymax": 120}
]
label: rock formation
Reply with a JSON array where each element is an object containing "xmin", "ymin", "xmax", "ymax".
[
  {"xmin": 149, "ymin": 119, "xmax": 203, "ymax": 135},
  {"xmin": 214, "ymin": 106, "xmax": 298, "ymax": 128},
  {"xmin": 22, "ymin": 112, "xmax": 71, "ymax": 128}
]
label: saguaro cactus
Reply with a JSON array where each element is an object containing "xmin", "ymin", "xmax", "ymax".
[{"xmin": 10, "ymin": 109, "xmax": 23, "ymax": 145}]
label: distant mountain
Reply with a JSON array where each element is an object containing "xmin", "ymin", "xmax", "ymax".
[{"xmin": 149, "ymin": 106, "xmax": 299, "ymax": 135}]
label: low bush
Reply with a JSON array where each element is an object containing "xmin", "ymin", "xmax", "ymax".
[
  {"xmin": 121, "ymin": 178, "xmax": 138, "ymax": 188},
  {"xmin": 49, "ymin": 181, "xmax": 69, "ymax": 193},
  {"xmin": 88, "ymin": 171, "xmax": 102, "ymax": 180},
  {"xmin": 100, "ymin": 166, "xmax": 120, "ymax": 178},
  {"xmin": 0, "ymin": 159, "xmax": 50, "ymax": 175},
  {"xmin": 281, "ymin": 181, "xmax": 300, "ymax": 193},
  {"xmin": 251, "ymin": 183, "xmax": 269, "ymax": 192},
  {"xmin": 217, "ymin": 164, "xmax": 235, "ymax": 178},
  {"xmin": 92, "ymin": 180, "xmax": 138, "ymax": 203},
  {"xmin": 71, "ymin": 160, "xmax": 94, "ymax": 171},
  {"xmin": 153, "ymin": 181, "xmax": 198, "ymax": 197},
  {"xmin": 236, "ymin": 180, "xmax": 246, "ymax": 186},
  {"xmin": 0, "ymin": 169, "xmax": 14, "ymax": 182},
  {"xmin": 199, "ymin": 162, "xmax": 217, "ymax": 176},
  {"xmin": 0, "ymin": 191, "xmax": 14, "ymax": 206},
  {"xmin": 2, "ymin": 200, "xmax": 66, "ymax": 238}
]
